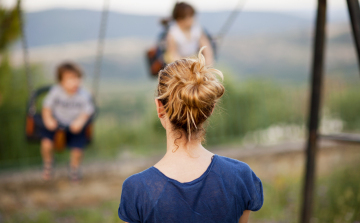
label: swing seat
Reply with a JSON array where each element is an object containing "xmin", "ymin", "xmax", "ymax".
[
  {"xmin": 25, "ymin": 85, "xmax": 51, "ymax": 142},
  {"xmin": 26, "ymin": 113, "xmax": 45, "ymax": 141},
  {"xmin": 146, "ymin": 29, "xmax": 168, "ymax": 77},
  {"xmin": 25, "ymin": 85, "xmax": 96, "ymax": 152}
]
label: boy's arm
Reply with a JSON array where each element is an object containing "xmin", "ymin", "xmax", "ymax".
[
  {"xmin": 70, "ymin": 95, "xmax": 94, "ymax": 134},
  {"xmin": 42, "ymin": 87, "xmax": 58, "ymax": 131},
  {"xmin": 69, "ymin": 113, "xmax": 90, "ymax": 134},
  {"xmin": 42, "ymin": 108, "xmax": 58, "ymax": 131}
]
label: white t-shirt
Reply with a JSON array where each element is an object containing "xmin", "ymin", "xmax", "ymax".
[
  {"xmin": 43, "ymin": 85, "xmax": 95, "ymax": 125},
  {"xmin": 168, "ymin": 22, "xmax": 202, "ymax": 58}
]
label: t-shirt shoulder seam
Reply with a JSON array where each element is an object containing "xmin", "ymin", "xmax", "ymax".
[{"xmin": 218, "ymin": 156, "xmax": 251, "ymax": 169}]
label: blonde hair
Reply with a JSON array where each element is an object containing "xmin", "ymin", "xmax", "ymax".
[{"xmin": 157, "ymin": 47, "xmax": 225, "ymax": 145}]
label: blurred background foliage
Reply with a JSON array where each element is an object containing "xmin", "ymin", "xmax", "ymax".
[
  {"xmin": 1, "ymin": 58, "xmax": 359, "ymax": 167},
  {"xmin": 253, "ymin": 160, "xmax": 360, "ymax": 223}
]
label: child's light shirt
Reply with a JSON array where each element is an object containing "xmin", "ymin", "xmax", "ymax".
[
  {"xmin": 118, "ymin": 155, "xmax": 264, "ymax": 223},
  {"xmin": 168, "ymin": 21, "xmax": 202, "ymax": 57},
  {"xmin": 43, "ymin": 85, "xmax": 94, "ymax": 125}
]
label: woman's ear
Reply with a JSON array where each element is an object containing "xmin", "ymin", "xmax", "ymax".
[
  {"xmin": 155, "ymin": 99, "xmax": 165, "ymax": 118},
  {"xmin": 155, "ymin": 98, "xmax": 168, "ymax": 130}
]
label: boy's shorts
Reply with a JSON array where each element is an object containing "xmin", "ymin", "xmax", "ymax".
[{"xmin": 41, "ymin": 126, "xmax": 87, "ymax": 149}]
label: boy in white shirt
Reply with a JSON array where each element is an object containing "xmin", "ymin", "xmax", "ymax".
[{"xmin": 41, "ymin": 62, "xmax": 94, "ymax": 181}]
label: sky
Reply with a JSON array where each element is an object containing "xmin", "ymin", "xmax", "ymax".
[{"xmin": 2, "ymin": 0, "xmax": 348, "ymax": 15}]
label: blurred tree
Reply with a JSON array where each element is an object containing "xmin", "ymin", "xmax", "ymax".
[
  {"xmin": 0, "ymin": 0, "xmax": 21, "ymax": 53},
  {"xmin": 0, "ymin": 0, "xmax": 22, "ymax": 107},
  {"xmin": 0, "ymin": 1, "xmax": 42, "ymax": 168}
]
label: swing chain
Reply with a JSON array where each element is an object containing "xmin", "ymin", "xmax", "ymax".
[
  {"xmin": 93, "ymin": 0, "xmax": 110, "ymax": 102},
  {"xmin": 17, "ymin": 0, "xmax": 33, "ymax": 96},
  {"xmin": 216, "ymin": 0, "xmax": 247, "ymax": 47}
]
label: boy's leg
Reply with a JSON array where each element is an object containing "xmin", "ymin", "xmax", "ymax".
[
  {"xmin": 67, "ymin": 127, "xmax": 87, "ymax": 181},
  {"xmin": 70, "ymin": 148, "xmax": 83, "ymax": 170},
  {"xmin": 69, "ymin": 148, "xmax": 83, "ymax": 182},
  {"xmin": 41, "ymin": 138, "xmax": 53, "ymax": 162},
  {"xmin": 41, "ymin": 138, "xmax": 53, "ymax": 180}
]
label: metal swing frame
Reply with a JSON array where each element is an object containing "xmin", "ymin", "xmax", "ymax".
[{"xmin": 301, "ymin": 0, "xmax": 360, "ymax": 222}]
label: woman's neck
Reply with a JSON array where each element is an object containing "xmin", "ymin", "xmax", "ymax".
[
  {"xmin": 154, "ymin": 129, "xmax": 214, "ymax": 183},
  {"xmin": 164, "ymin": 129, "xmax": 207, "ymax": 158}
]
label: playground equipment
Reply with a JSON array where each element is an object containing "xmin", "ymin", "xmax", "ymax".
[{"xmin": 301, "ymin": 0, "xmax": 360, "ymax": 222}]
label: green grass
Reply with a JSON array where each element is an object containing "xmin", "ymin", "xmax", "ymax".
[
  {"xmin": 2, "ymin": 200, "xmax": 121, "ymax": 223},
  {"xmin": 314, "ymin": 160, "xmax": 360, "ymax": 223},
  {"xmin": 251, "ymin": 160, "xmax": 360, "ymax": 223},
  {"xmin": 251, "ymin": 176, "xmax": 301, "ymax": 223}
]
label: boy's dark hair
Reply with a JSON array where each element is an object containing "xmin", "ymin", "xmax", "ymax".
[
  {"xmin": 172, "ymin": 2, "xmax": 196, "ymax": 21},
  {"xmin": 57, "ymin": 62, "xmax": 83, "ymax": 82}
]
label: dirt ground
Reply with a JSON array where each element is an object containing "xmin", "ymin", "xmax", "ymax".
[{"xmin": 1, "ymin": 140, "xmax": 360, "ymax": 217}]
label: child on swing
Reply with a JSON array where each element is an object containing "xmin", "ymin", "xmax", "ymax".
[
  {"xmin": 41, "ymin": 62, "xmax": 94, "ymax": 181},
  {"xmin": 164, "ymin": 2, "xmax": 214, "ymax": 65}
]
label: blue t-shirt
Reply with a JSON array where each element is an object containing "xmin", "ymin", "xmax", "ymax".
[{"xmin": 118, "ymin": 155, "xmax": 263, "ymax": 223}]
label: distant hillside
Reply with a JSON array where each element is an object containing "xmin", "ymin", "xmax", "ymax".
[
  {"xmin": 10, "ymin": 9, "xmax": 357, "ymax": 85},
  {"xmin": 11, "ymin": 22, "xmax": 357, "ymax": 85},
  {"xmin": 23, "ymin": 9, "xmax": 313, "ymax": 47}
]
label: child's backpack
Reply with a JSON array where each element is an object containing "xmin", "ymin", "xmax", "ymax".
[{"xmin": 146, "ymin": 28, "xmax": 168, "ymax": 77}]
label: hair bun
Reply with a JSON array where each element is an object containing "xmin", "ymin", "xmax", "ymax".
[
  {"xmin": 189, "ymin": 48, "xmax": 206, "ymax": 85},
  {"xmin": 157, "ymin": 47, "xmax": 225, "ymax": 142}
]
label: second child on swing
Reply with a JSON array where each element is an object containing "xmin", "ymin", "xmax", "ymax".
[{"xmin": 164, "ymin": 2, "xmax": 214, "ymax": 65}]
